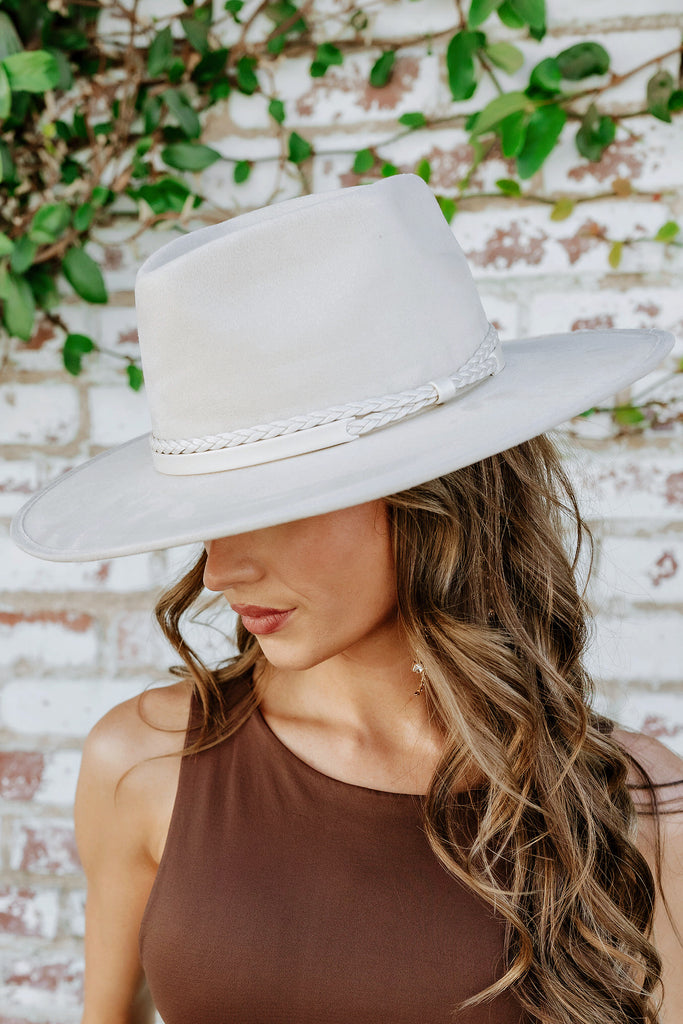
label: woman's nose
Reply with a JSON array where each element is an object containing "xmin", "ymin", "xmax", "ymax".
[{"xmin": 203, "ymin": 536, "xmax": 264, "ymax": 592}]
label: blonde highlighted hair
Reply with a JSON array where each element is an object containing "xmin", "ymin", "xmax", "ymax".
[{"xmin": 155, "ymin": 433, "xmax": 672, "ymax": 1024}]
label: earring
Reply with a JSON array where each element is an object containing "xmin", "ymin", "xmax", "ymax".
[{"xmin": 412, "ymin": 660, "xmax": 426, "ymax": 696}]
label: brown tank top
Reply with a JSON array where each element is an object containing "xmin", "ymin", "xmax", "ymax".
[{"xmin": 139, "ymin": 694, "xmax": 527, "ymax": 1024}]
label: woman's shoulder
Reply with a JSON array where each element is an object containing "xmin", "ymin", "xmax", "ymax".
[
  {"xmin": 82, "ymin": 680, "xmax": 193, "ymax": 774},
  {"xmin": 611, "ymin": 726, "xmax": 683, "ymax": 812}
]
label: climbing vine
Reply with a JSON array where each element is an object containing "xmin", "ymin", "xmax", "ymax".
[{"xmin": 0, "ymin": 0, "xmax": 680, "ymax": 427}]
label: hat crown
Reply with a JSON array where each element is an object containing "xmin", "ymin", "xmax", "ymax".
[{"xmin": 135, "ymin": 175, "xmax": 491, "ymax": 443}]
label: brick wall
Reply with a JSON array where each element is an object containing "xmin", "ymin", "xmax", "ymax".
[{"xmin": 1, "ymin": 0, "xmax": 682, "ymax": 1019}]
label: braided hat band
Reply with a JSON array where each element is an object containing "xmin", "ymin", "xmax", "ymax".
[{"xmin": 151, "ymin": 324, "xmax": 503, "ymax": 476}]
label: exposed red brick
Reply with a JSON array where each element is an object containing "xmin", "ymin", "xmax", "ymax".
[
  {"xmin": 0, "ymin": 752, "xmax": 44, "ymax": 801},
  {"xmin": 101, "ymin": 246, "xmax": 122, "ymax": 270},
  {"xmin": 467, "ymin": 223, "xmax": 547, "ymax": 270},
  {"xmin": 15, "ymin": 822, "xmax": 82, "ymax": 875},
  {"xmin": 567, "ymin": 137, "xmax": 644, "ymax": 183},
  {"xmin": 0, "ymin": 611, "xmax": 93, "ymax": 632},
  {"xmin": 571, "ymin": 314, "xmax": 615, "ymax": 331},
  {"xmin": 94, "ymin": 561, "xmax": 110, "ymax": 582},
  {"xmin": 640, "ymin": 715, "xmax": 683, "ymax": 739},
  {"xmin": 0, "ymin": 887, "xmax": 54, "ymax": 938},
  {"xmin": 117, "ymin": 327, "xmax": 139, "ymax": 345},
  {"xmin": 649, "ymin": 550, "xmax": 679, "ymax": 586},
  {"xmin": 295, "ymin": 56, "xmax": 420, "ymax": 118},
  {"xmin": 635, "ymin": 302, "xmax": 661, "ymax": 318},
  {"xmin": 664, "ymin": 472, "xmax": 683, "ymax": 506},
  {"xmin": 24, "ymin": 319, "xmax": 56, "ymax": 352},
  {"xmin": 557, "ymin": 219, "xmax": 606, "ymax": 265},
  {"xmin": 5, "ymin": 959, "xmax": 83, "ymax": 996}
]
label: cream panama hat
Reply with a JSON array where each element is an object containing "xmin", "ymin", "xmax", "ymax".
[{"xmin": 11, "ymin": 174, "xmax": 674, "ymax": 562}]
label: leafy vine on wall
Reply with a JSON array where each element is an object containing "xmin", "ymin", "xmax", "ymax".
[{"xmin": 0, "ymin": 0, "xmax": 680, "ymax": 427}]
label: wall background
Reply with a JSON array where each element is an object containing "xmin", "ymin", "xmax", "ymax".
[{"xmin": 0, "ymin": 0, "xmax": 681, "ymax": 1019}]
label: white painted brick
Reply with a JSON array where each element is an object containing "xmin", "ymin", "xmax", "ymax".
[
  {"xmin": 593, "ymin": 535, "xmax": 683, "ymax": 608},
  {"xmin": 547, "ymin": 0, "xmax": 683, "ymax": 25},
  {"xmin": 269, "ymin": 48, "xmax": 451, "ymax": 128},
  {"xmin": 607, "ymin": 690, "xmax": 683, "ymax": 758},
  {"xmin": 543, "ymin": 116, "xmax": 683, "ymax": 197},
  {"xmin": 454, "ymin": 200, "xmax": 680, "ymax": 278},
  {"xmin": 363, "ymin": 0, "xmax": 463, "ymax": 39},
  {"xmin": 35, "ymin": 751, "xmax": 81, "ymax": 808},
  {"xmin": 113, "ymin": 610, "xmax": 173, "ymax": 671},
  {"xmin": 9, "ymin": 818, "xmax": 81, "ymax": 876},
  {"xmin": 7, "ymin": 307, "xmax": 95, "ymax": 375},
  {"xmin": 200, "ymin": 144, "xmax": 303, "ymax": 212},
  {"xmin": 0, "ymin": 460, "xmax": 40, "ymax": 517},
  {"xmin": 87, "ymin": 384, "xmax": 151, "ymax": 446},
  {"xmin": 0, "ymin": 950, "xmax": 84, "ymax": 1018},
  {"xmin": 1, "ymin": 528, "xmax": 166, "ymax": 593},
  {"xmin": 0, "ymin": 886, "xmax": 59, "ymax": 940},
  {"xmin": 565, "ymin": 450, "xmax": 683, "ymax": 522},
  {"xmin": 476, "ymin": 294, "xmax": 520, "ymax": 341},
  {"xmin": 0, "ymin": 611, "xmax": 98, "ymax": 668},
  {"xmin": 0, "ymin": 677, "xmax": 160, "ymax": 738},
  {"xmin": 0, "ymin": 385, "xmax": 80, "ymax": 448},
  {"xmin": 63, "ymin": 889, "xmax": 85, "ymax": 940},
  {"xmin": 527, "ymin": 287, "xmax": 683, "ymax": 340},
  {"xmin": 584, "ymin": 610, "xmax": 683, "ymax": 685}
]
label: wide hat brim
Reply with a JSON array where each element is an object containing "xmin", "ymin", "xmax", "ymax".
[{"xmin": 11, "ymin": 328, "xmax": 673, "ymax": 562}]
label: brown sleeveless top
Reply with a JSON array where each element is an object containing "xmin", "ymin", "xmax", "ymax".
[{"xmin": 139, "ymin": 696, "xmax": 527, "ymax": 1024}]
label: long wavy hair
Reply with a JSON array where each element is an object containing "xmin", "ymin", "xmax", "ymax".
[{"xmin": 154, "ymin": 432, "xmax": 676, "ymax": 1024}]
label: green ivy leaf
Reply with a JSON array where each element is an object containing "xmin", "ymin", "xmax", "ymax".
[
  {"xmin": 436, "ymin": 195, "xmax": 457, "ymax": 223},
  {"xmin": 607, "ymin": 240, "xmax": 623, "ymax": 269},
  {"xmin": 288, "ymin": 131, "xmax": 312, "ymax": 164},
  {"xmin": 497, "ymin": 0, "xmax": 526, "ymax": 27},
  {"xmin": 516, "ymin": 104, "xmax": 566, "ymax": 178},
  {"xmin": 0, "ymin": 231, "xmax": 13, "ymax": 256},
  {"xmin": 9, "ymin": 236, "xmax": 37, "ymax": 274},
  {"xmin": 0, "ymin": 12, "xmax": 22, "ymax": 60},
  {"xmin": 29, "ymin": 202, "xmax": 71, "ymax": 244},
  {"xmin": 470, "ymin": 91, "xmax": 529, "ymax": 135},
  {"xmin": 225, "ymin": 0, "xmax": 244, "ymax": 20},
  {"xmin": 132, "ymin": 177, "xmax": 195, "ymax": 215},
  {"xmin": 485, "ymin": 41, "xmax": 524, "ymax": 74},
  {"xmin": 528, "ymin": 57, "xmax": 561, "ymax": 95},
  {"xmin": 236, "ymin": 55, "xmax": 259, "ymax": 95},
  {"xmin": 613, "ymin": 404, "xmax": 645, "ymax": 426},
  {"xmin": 162, "ymin": 89, "xmax": 201, "ymax": 137},
  {"xmin": 381, "ymin": 162, "xmax": 399, "ymax": 176},
  {"xmin": 2, "ymin": 50, "xmax": 60, "ymax": 92},
  {"xmin": 446, "ymin": 31, "xmax": 483, "ymax": 101},
  {"xmin": 353, "ymin": 148, "xmax": 374, "ymax": 173},
  {"xmin": 654, "ymin": 220, "xmax": 680, "ymax": 242},
  {"xmin": 161, "ymin": 142, "xmax": 222, "ymax": 171},
  {"xmin": 91, "ymin": 186, "xmax": 114, "ymax": 208},
  {"xmin": 266, "ymin": 35, "xmax": 286, "ymax": 56},
  {"xmin": 63, "ymin": 332, "xmax": 94, "ymax": 375},
  {"xmin": 0, "ymin": 64, "xmax": 10, "ymax": 120},
  {"xmin": 127, "ymin": 364, "xmax": 144, "ymax": 391},
  {"xmin": 556, "ymin": 42, "xmax": 609, "ymax": 80},
  {"xmin": 62, "ymin": 247, "xmax": 107, "ymax": 304},
  {"xmin": 398, "ymin": 111, "xmax": 426, "ymax": 127},
  {"xmin": 496, "ymin": 178, "xmax": 521, "ymax": 195},
  {"xmin": 310, "ymin": 42, "xmax": 343, "ymax": 77},
  {"xmin": 669, "ymin": 90, "xmax": 683, "ymax": 112},
  {"xmin": 576, "ymin": 103, "xmax": 616, "ymax": 162},
  {"xmin": 181, "ymin": 17, "xmax": 210, "ymax": 55},
  {"xmin": 468, "ymin": 0, "xmax": 504, "ymax": 27},
  {"xmin": 148, "ymin": 26, "xmax": 173, "ymax": 76},
  {"xmin": 370, "ymin": 50, "xmax": 395, "ymax": 88},
  {"xmin": 234, "ymin": 159, "xmax": 251, "ymax": 183},
  {"xmin": 506, "ymin": 0, "xmax": 545, "ymax": 35},
  {"xmin": 549, "ymin": 197, "xmax": 575, "ymax": 221},
  {"xmin": 268, "ymin": 98, "xmax": 285, "ymax": 123},
  {"xmin": 2, "ymin": 271, "xmax": 35, "ymax": 341},
  {"xmin": 646, "ymin": 69, "xmax": 673, "ymax": 123},
  {"xmin": 499, "ymin": 110, "xmax": 527, "ymax": 157},
  {"xmin": 415, "ymin": 158, "xmax": 431, "ymax": 183},
  {"xmin": 73, "ymin": 201, "xmax": 94, "ymax": 232}
]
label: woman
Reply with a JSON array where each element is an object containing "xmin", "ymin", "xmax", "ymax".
[{"xmin": 11, "ymin": 174, "xmax": 683, "ymax": 1023}]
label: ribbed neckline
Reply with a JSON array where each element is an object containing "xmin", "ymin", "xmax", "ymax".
[{"xmin": 253, "ymin": 704, "xmax": 485, "ymax": 805}]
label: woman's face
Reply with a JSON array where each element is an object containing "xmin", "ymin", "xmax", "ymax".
[{"xmin": 203, "ymin": 501, "xmax": 400, "ymax": 670}]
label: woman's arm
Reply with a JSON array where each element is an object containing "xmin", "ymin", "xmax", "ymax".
[
  {"xmin": 74, "ymin": 683, "xmax": 190, "ymax": 1024},
  {"xmin": 613, "ymin": 729, "xmax": 683, "ymax": 1023}
]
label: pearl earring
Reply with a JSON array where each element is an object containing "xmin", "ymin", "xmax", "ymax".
[{"xmin": 412, "ymin": 660, "xmax": 426, "ymax": 696}]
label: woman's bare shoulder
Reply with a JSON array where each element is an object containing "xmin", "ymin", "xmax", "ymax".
[
  {"xmin": 611, "ymin": 727, "xmax": 683, "ymax": 811},
  {"xmin": 80, "ymin": 681, "xmax": 193, "ymax": 788}
]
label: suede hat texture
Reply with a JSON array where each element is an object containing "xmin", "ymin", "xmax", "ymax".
[{"xmin": 11, "ymin": 174, "xmax": 674, "ymax": 561}]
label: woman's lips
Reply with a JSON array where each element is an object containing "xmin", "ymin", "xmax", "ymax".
[{"xmin": 231, "ymin": 604, "xmax": 295, "ymax": 636}]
